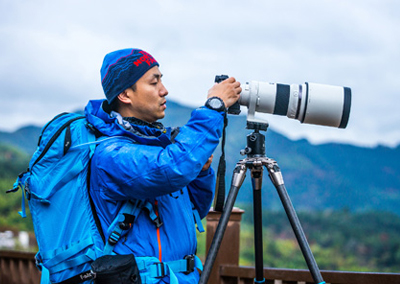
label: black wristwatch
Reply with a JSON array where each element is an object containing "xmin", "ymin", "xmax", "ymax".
[{"xmin": 205, "ymin": 97, "xmax": 226, "ymax": 112}]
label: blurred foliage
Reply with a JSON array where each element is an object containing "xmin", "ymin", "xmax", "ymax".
[
  {"xmin": 0, "ymin": 179, "xmax": 33, "ymax": 232},
  {"xmin": 196, "ymin": 220, "xmax": 207, "ymax": 261},
  {"xmin": 0, "ymin": 143, "xmax": 30, "ymax": 179},
  {"xmin": 238, "ymin": 204, "xmax": 400, "ymax": 272}
]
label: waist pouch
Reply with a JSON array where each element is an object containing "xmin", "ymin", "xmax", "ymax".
[{"xmin": 91, "ymin": 254, "xmax": 141, "ymax": 284}]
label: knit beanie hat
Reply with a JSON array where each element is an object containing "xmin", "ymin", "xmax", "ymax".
[{"xmin": 101, "ymin": 48, "xmax": 159, "ymax": 103}]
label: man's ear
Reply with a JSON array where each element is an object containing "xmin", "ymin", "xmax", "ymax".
[{"xmin": 117, "ymin": 89, "xmax": 132, "ymax": 104}]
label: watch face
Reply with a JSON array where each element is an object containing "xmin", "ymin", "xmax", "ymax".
[{"xmin": 209, "ymin": 98, "xmax": 223, "ymax": 109}]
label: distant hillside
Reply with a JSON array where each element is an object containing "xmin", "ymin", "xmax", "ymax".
[
  {"xmin": 1, "ymin": 100, "xmax": 399, "ymax": 215},
  {"xmin": 0, "ymin": 125, "xmax": 42, "ymax": 154},
  {"xmin": 217, "ymin": 115, "xmax": 400, "ymax": 215},
  {"xmin": 0, "ymin": 144, "xmax": 30, "ymax": 179}
]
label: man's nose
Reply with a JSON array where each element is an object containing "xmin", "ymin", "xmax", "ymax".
[{"xmin": 160, "ymin": 83, "xmax": 168, "ymax": 97}]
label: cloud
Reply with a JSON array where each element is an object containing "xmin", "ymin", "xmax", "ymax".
[{"xmin": 0, "ymin": 0, "xmax": 399, "ymax": 147}]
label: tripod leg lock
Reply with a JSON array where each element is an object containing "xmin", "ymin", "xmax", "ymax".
[
  {"xmin": 231, "ymin": 163, "xmax": 247, "ymax": 188},
  {"xmin": 267, "ymin": 163, "xmax": 284, "ymax": 186}
]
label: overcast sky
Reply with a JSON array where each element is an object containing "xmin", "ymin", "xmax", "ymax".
[{"xmin": 0, "ymin": 0, "xmax": 399, "ymax": 148}]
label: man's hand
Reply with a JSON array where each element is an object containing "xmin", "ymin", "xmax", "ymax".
[
  {"xmin": 202, "ymin": 155, "xmax": 213, "ymax": 171},
  {"xmin": 207, "ymin": 77, "xmax": 241, "ymax": 108}
]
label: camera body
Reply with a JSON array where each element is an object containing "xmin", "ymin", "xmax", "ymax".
[{"xmin": 215, "ymin": 75, "xmax": 352, "ymax": 129}]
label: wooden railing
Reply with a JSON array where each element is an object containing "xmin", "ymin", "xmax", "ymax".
[
  {"xmin": 1, "ymin": 208, "xmax": 400, "ymax": 284},
  {"xmin": 205, "ymin": 208, "xmax": 400, "ymax": 284},
  {"xmin": 0, "ymin": 250, "xmax": 40, "ymax": 284},
  {"xmin": 218, "ymin": 265, "xmax": 400, "ymax": 284}
]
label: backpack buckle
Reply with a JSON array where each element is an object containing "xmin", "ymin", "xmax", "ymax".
[
  {"xmin": 24, "ymin": 182, "xmax": 31, "ymax": 200},
  {"xmin": 7, "ymin": 170, "xmax": 29, "ymax": 194},
  {"xmin": 119, "ymin": 213, "xmax": 135, "ymax": 230},
  {"xmin": 34, "ymin": 253, "xmax": 43, "ymax": 271},
  {"xmin": 142, "ymin": 201, "xmax": 164, "ymax": 228},
  {"xmin": 155, "ymin": 262, "xmax": 166, "ymax": 278},
  {"xmin": 153, "ymin": 216, "xmax": 163, "ymax": 228},
  {"xmin": 86, "ymin": 122, "xmax": 96, "ymax": 132},
  {"xmin": 108, "ymin": 231, "xmax": 121, "ymax": 246},
  {"xmin": 6, "ymin": 186, "xmax": 19, "ymax": 194},
  {"xmin": 183, "ymin": 255, "xmax": 195, "ymax": 275}
]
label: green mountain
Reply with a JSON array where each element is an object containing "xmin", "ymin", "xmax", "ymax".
[
  {"xmin": 1, "ymin": 101, "xmax": 399, "ymax": 215},
  {"xmin": 0, "ymin": 144, "xmax": 30, "ymax": 179},
  {"xmin": 0, "ymin": 125, "xmax": 42, "ymax": 155}
]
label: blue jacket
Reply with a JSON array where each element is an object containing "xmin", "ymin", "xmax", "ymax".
[{"xmin": 85, "ymin": 99, "xmax": 224, "ymax": 283}]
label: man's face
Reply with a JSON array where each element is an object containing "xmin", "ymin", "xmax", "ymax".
[{"xmin": 126, "ymin": 66, "xmax": 168, "ymax": 123}]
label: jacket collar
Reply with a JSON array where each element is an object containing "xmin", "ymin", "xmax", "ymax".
[
  {"xmin": 110, "ymin": 110, "xmax": 167, "ymax": 139},
  {"xmin": 85, "ymin": 99, "xmax": 172, "ymax": 147}
]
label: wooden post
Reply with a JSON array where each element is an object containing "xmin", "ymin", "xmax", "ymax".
[{"xmin": 205, "ymin": 207, "xmax": 244, "ymax": 284}]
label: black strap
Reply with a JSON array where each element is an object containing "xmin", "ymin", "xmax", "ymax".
[
  {"xmin": 38, "ymin": 112, "xmax": 69, "ymax": 146},
  {"xmin": 55, "ymin": 270, "xmax": 94, "ymax": 284},
  {"xmin": 63, "ymin": 125, "xmax": 72, "ymax": 155},
  {"xmin": 213, "ymin": 114, "xmax": 228, "ymax": 212},
  {"xmin": 212, "ymin": 75, "xmax": 231, "ymax": 213}
]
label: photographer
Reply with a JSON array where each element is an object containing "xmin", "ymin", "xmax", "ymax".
[{"xmin": 85, "ymin": 48, "xmax": 241, "ymax": 283}]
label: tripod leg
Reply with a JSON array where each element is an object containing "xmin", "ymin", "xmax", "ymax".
[
  {"xmin": 268, "ymin": 163, "xmax": 326, "ymax": 284},
  {"xmin": 199, "ymin": 163, "xmax": 247, "ymax": 284},
  {"xmin": 251, "ymin": 168, "xmax": 266, "ymax": 283}
]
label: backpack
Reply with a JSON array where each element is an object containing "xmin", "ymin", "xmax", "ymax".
[
  {"xmin": 9, "ymin": 112, "xmax": 144, "ymax": 284},
  {"xmin": 9, "ymin": 112, "xmax": 205, "ymax": 284}
]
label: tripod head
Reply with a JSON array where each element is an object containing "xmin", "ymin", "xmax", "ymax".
[
  {"xmin": 240, "ymin": 121, "xmax": 268, "ymax": 158},
  {"xmin": 246, "ymin": 121, "xmax": 269, "ymax": 131}
]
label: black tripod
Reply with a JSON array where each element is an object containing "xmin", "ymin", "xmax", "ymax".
[{"xmin": 199, "ymin": 121, "xmax": 326, "ymax": 284}]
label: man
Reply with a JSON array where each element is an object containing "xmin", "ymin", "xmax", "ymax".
[{"xmin": 85, "ymin": 48, "xmax": 241, "ymax": 283}]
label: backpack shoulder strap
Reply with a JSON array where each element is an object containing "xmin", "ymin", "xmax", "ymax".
[
  {"xmin": 102, "ymin": 199, "xmax": 164, "ymax": 255},
  {"xmin": 103, "ymin": 199, "xmax": 143, "ymax": 255}
]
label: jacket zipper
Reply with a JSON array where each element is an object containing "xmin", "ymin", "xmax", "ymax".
[{"xmin": 154, "ymin": 200, "xmax": 162, "ymax": 262}]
